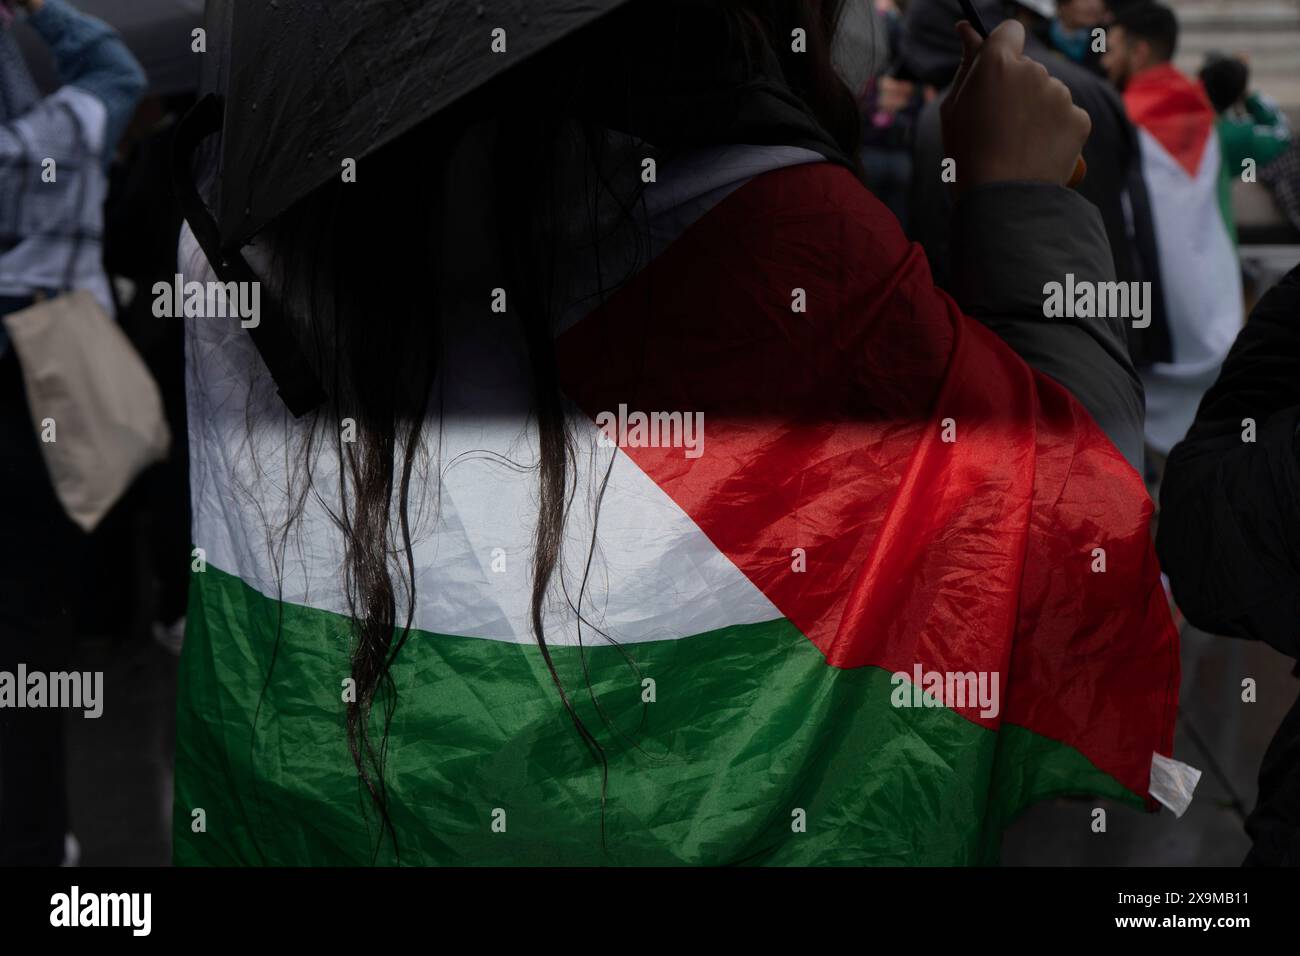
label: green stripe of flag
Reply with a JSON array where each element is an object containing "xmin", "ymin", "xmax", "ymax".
[{"xmin": 174, "ymin": 565, "xmax": 1140, "ymax": 866}]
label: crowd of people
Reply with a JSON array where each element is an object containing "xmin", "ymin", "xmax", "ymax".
[
  {"xmin": 1, "ymin": 0, "xmax": 1299, "ymax": 867},
  {"xmin": 865, "ymin": 0, "xmax": 1296, "ymax": 466}
]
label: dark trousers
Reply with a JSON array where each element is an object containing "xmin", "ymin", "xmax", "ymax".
[
  {"xmin": 1243, "ymin": 687, "xmax": 1300, "ymax": 866},
  {"xmin": 0, "ymin": 299, "xmax": 86, "ymax": 864}
]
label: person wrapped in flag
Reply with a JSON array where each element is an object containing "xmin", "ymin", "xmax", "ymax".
[
  {"xmin": 172, "ymin": 0, "xmax": 1187, "ymax": 865},
  {"xmin": 1101, "ymin": 2, "xmax": 1244, "ymax": 460}
]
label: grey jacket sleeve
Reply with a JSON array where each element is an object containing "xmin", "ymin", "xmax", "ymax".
[{"xmin": 949, "ymin": 182, "xmax": 1146, "ymax": 473}]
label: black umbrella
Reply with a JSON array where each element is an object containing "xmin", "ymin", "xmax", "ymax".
[
  {"xmin": 174, "ymin": 0, "xmax": 861, "ymax": 417},
  {"xmin": 199, "ymin": 0, "xmax": 640, "ymax": 253},
  {"xmin": 174, "ymin": 0, "xmax": 642, "ymax": 417},
  {"xmin": 15, "ymin": 0, "xmax": 204, "ymax": 96}
]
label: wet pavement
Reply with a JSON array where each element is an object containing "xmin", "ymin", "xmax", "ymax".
[
  {"xmin": 64, "ymin": 635, "xmax": 176, "ymax": 867},
  {"xmin": 1003, "ymin": 626, "xmax": 1298, "ymax": 865}
]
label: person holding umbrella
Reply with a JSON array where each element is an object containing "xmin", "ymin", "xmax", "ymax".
[{"xmin": 171, "ymin": 0, "xmax": 1187, "ymax": 865}]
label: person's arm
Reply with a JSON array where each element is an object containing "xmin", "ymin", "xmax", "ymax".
[
  {"xmin": 948, "ymin": 184, "xmax": 1146, "ymax": 472},
  {"xmin": 20, "ymin": 0, "xmax": 145, "ymax": 160},
  {"xmin": 1245, "ymin": 92, "xmax": 1290, "ymax": 133},
  {"xmin": 1157, "ymin": 265, "xmax": 1300, "ymax": 657},
  {"xmin": 1219, "ymin": 93, "xmax": 1292, "ymax": 170},
  {"xmin": 933, "ymin": 20, "xmax": 1145, "ymax": 472},
  {"xmin": 914, "ymin": 73, "xmax": 1148, "ymax": 467}
]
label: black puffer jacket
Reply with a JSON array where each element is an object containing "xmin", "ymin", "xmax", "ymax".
[{"xmin": 1158, "ymin": 264, "xmax": 1300, "ymax": 866}]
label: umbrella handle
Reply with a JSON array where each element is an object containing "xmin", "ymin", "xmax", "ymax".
[{"xmin": 171, "ymin": 95, "xmax": 327, "ymax": 418}]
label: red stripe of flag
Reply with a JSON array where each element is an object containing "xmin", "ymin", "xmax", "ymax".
[{"xmin": 557, "ymin": 164, "xmax": 1179, "ymax": 800}]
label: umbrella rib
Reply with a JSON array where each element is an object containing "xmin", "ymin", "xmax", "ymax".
[{"xmin": 369, "ymin": 0, "xmax": 456, "ymax": 135}]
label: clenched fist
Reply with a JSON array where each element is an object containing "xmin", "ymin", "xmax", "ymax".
[{"xmin": 940, "ymin": 20, "xmax": 1091, "ymax": 194}]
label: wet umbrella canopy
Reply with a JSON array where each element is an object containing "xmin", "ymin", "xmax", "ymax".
[
  {"xmin": 175, "ymin": 0, "xmax": 863, "ymax": 416},
  {"xmin": 200, "ymin": 0, "xmax": 637, "ymax": 252}
]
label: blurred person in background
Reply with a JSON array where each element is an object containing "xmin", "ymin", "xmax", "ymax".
[
  {"xmin": 0, "ymin": 0, "xmax": 144, "ymax": 865},
  {"xmin": 1103, "ymin": 1, "xmax": 1242, "ymax": 473},
  {"xmin": 1260, "ymin": 138, "xmax": 1300, "ymax": 238},
  {"xmin": 1048, "ymin": 0, "xmax": 1107, "ymax": 74},
  {"xmin": 1198, "ymin": 52, "xmax": 1292, "ymax": 248},
  {"xmin": 1157, "ymin": 264, "xmax": 1300, "ymax": 865},
  {"xmin": 1103, "ymin": 0, "xmax": 1144, "ymax": 14},
  {"xmin": 1261, "ymin": 143, "xmax": 1300, "ymax": 237},
  {"xmin": 102, "ymin": 92, "xmax": 197, "ymax": 656},
  {"xmin": 857, "ymin": 0, "xmax": 931, "ymax": 226}
]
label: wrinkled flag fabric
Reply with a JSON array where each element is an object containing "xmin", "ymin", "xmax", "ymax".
[{"xmin": 173, "ymin": 146, "xmax": 1180, "ymax": 866}]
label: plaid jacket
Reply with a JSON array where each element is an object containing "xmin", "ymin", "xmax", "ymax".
[
  {"xmin": 1, "ymin": 0, "xmax": 146, "ymax": 325},
  {"xmin": 0, "ymin": 85, "xmax": 111, "ymax": 314}
]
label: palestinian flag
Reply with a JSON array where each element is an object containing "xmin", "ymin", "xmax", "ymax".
[
  {"xmin": 1124, "ymin": 63, "xmax": 1243, "ymax": 455},
  {"xmin": 174, "ymin": 148, "xmax": 1183, "ymax": 866}
]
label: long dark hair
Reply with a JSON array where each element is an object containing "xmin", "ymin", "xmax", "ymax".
[{"xmin": 253, "ymin": 0, "xmax": 861, "ymax": 859}]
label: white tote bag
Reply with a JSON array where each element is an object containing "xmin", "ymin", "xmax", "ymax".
[{"xmin": 3, "ymin": 289, "xmax": 170, "ymax": 532}]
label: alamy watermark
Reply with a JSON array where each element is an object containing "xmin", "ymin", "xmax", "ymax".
[
  {"xmin": 1043, "ymin": 274, "xmax": 1152, "ymax": 329},
  {"xmin": 50, "ymin": 886, "xmax": 150, "ymax": 936},
  {"xmin": 890, "ymin": 664, "xmax": 1000, "ymax": 720},
  {"xmin": 0, "ymin": 664, "xmax": 102, "ymax": 718},
  {"xmin": 152, "ymin": 274, "xmax": 260, "ymax": 328},
  {"xmin": 595, "ymin": 404, "xmax": 705, "ymax": 459}
]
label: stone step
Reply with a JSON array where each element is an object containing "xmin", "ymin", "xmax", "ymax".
[
  {"xmin": 1169, "ymin": 0, "xmax": 1300, "ymax": 29},
  {"xmin": 1167, "ymin": 0, "xmax": 1300, "ymax": 111}
]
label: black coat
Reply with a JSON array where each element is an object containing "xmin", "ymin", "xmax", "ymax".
[{"xmin": 1158, "ymin": 263, "xmax": 1300, "ymax": 865}]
